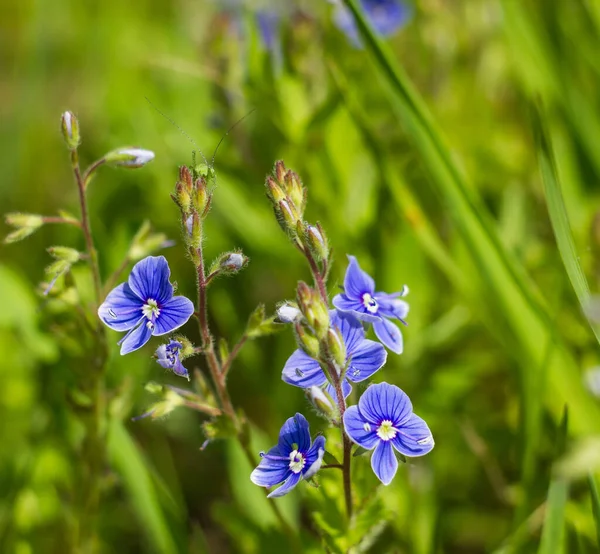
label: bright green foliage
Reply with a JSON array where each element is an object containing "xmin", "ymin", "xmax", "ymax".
[{"xmin": 3, "ymin": 0, "xmax": 600, "ymax": 552}]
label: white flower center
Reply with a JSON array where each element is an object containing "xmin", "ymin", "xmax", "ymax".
[
  {"xmin": 142, "ymin": 299, "xmax": 160, "ymax": 320},
  {"xmin": 288, "ymin": 449, "xmax": 306, "ymax": 474},
  {"xmin": 362, "ymin": 293, "xmax": 379, "ymax": 314},
  {"xmin": 377, "ymin": 420, "xmax": 397, "ymax": 441}
]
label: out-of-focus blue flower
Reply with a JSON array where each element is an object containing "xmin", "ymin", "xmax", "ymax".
[
  {"xmin": 256, "ymin": 10, "xmax": 280, "ymax": 52},
  {"xmin": 333, "ymin": 0, "xmax": 410, "ymax": 45},
  {"xmin": 333, "ymin": 255, "xmax": 408, "ymax": 354},
  {"xmin": 98, "ymin": 256, "xmax": 194, "ymax": 355},
  {"xmin": 250, "ymin": 413, "xmax": 325, "ymax": 497},
  {"xmin": 344, "ymin": 382, "xmax": 434, "ymax": 485},
  {"xmin": 155, "ymin": 340, "xmax": 188, "ymax": 379},
  {"xmin": 282, "ymin": 310, "xmax": 387, "ymax": 398}
]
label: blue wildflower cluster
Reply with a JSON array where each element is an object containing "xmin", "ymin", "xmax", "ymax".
[{"xmin": 251, "ymin": 161, "xmax": 434, "ymax": 499}]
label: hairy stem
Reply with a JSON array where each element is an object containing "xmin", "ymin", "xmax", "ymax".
[{"xmin": 70, "ymin": 150, "xmax": 108, "ymax": 553}]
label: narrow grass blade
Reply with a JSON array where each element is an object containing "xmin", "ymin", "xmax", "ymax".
[
  {"xmin": 534, "ymin": 106, "xmax": 600, "ymax": 344},
  {"xmin": 588, "ymin": 473, "xmax": 600, "ymax": 550},
  {"xmin": 107, "ymin": 418, "xmax": 180, "ymax": 554}
]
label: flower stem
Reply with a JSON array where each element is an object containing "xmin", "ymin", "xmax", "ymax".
[
  {"xmin": 70, "ymin": 149, "xmax": 108, "ymax": 552},
  {"xmin": 221, "ymin": 333, "xmax": 248, "ymax": 377},
  {"xmin": 71, "ymin": 150, "xmax": 102, "ymax": 309}
]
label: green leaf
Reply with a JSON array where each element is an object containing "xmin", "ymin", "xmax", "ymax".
[
  {"xmin": 588, "ymin": 474, "xmax": 600, "ymax": 551},
  {"xmin": 353, "ymin": 446, "xmax": 370, "ymax": 458},
  {"xmin": 107, "ymin": 418, "xmax": 180, "ymax": 553},
  {"xmin": 323, "ymin": 451, "xmax": 341, "ymax": 466},
  {"xmin": 246, "ymin": 305, "xmax": 282, "ymax": 338}
]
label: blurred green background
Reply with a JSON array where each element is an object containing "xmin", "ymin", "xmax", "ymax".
[{"xmin": 3, "ymin": 0, "xmax": 600, "ymax": 552}]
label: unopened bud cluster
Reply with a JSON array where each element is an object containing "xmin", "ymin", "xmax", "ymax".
[{"xmin": 265, "ymin": 161, "xmax": 330, "ymax": 263}]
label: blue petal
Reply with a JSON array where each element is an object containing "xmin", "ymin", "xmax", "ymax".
[
  {"xmin": 343, "ymin": 405, "xmax": 379, "ymax": 449},
  {"xmin": 365, "ymin": 0, "xmax": 410, "ymax": 37},
  {"xmin": 303, "ymin": 435, "xmax": 326, "ymax": 479},
  {"xmin": 325, "ymin": 379, "xmax": 352, "ymax": 401},
  {"xmin": 371, "ymin": 440, "xmax": 398, "ymax": 485},
  {"xmin": 153, "ymin": 295, "xmax": 195, "ymax": 335},
  {"xmin": 172, "ymin": 357, "xmax": 189, "ymax": 379},
  {"xmin": 267, "ymin": 471, "xmax": 301, "ymax": 498},
  {"xmin": 376, "ymin": 294, "xmax": 409, "ymax": 321},
  {"xmin": 128, "ymin": 256, "xmax": 173, "ymax": 304},
  {"xmin": 250, "ymin": 445, "xmax": 290, "ymax": 487},
  {"xmin": 282, "ymin": 349, "xmax": 327, "ymax": 389},
  {"xmin": 392, "ymin": 413, "xmax": 435, "ymax": 457},
  {"xmin": 373, "ymin": 317, "xmax": 403, "ymax": 354},
  {"xmin": 278, "ymin": 413, "xmax": 311, "ymax": 454},
  {"xmin": 98, "ymin": 283, "xmax": 143, "ymax": 331},
  {"xmin": 332, "ymin": 294, "xmax": 380, "ymax": 323},
  {"xmin": 118, "ymin": 318, "xmax": 153, "ymax": 355},
  {"xmin": 343, "ymin": 255, "xmax": 375, "ymax": 299},
  {"xmin": 359, "ymin": 382, "xmax": 412, "ymax": 425},
  {"xmin": 346, "ymin": 339, "xmax": 387, "ymax": 383}
]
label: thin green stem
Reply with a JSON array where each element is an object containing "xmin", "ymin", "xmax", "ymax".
[
  {"xmin": 41, "ymin": 216, "xmax": 82, "ymax": 228},
  {"xmin": 222, "ymin": 334, "xmax": 248, "ymax": 377}
]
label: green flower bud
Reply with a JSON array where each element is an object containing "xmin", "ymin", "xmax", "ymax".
[
  {"xmin": 278, "ymin": 200, "xmax": 300, "ymax": 232},
  {"xmin": 327, "ymin": 326, "xmax": 346, "ymax": 370},
  {"xmin": 47, "ymin": 246, "xmax": 81, "ymax": 263},
  {"xmin": 266, "ymin": 176, "xmax": 286, "ymax": 204},
  {"xmin": 218, "ymin": 252, "xmax": 248, "ymax": 274},
  {"xmin": 283, "ymin": 170, "xmax": 305, "ymax": 215},
  {"xmin": 305, "ymin": 386, "xmax": 335, "ymax": 418},
  {"xmin": 128, "ymin": 221, "xmax": 172, "ymax": 261},
  {"xmin": 61, "ymin": 111, "xmax": 81, "ymax": 150},
  {"xmin": 305, "ymin": 223, "xmax": 329, "ymax": 261},
  {"xmin": 4, "ymin": 213, "xmax": 44, "ymax": 244},
  {"xmin": 274, "ymin": 160, "xmax": 287, "ymax": 183},
  {"xmin": 179, "ymin": 165, "xmax": 193, "ymax": 193},
  {"xmin": 193, "ymin": 176, "xmax": 208, "ymax": 214},
  {"xmin": 296, "ymin": 282, "xmax": 330, "ymax": 340},
  {"xmin": 105, "ymin": 148, "xmax": 155, "ymax": 168},
  {"xmin": 294, "ymin": 323, "xmax": 320, "ymax": 359}
]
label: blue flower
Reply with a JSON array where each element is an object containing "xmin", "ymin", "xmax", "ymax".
[
  {"xmin": 334, "ymin": 0, "xmax": 410, "ymax": 46},
  {"xmin": 332, "ymin": 255, "xmax": 408, "ymax": 354},
  {"xmin": 282, "ymin": 310, "xmax": 387, "ymax": 398},
  {"xmin": 98, "ymin": 256, "xmax": 194, "ymax": 355},
  {"xmin": 250, "ymin": 413, "xmax": 325, "ymax": 497},
  {"xmin": 343, "ymin": 382, "xmax": 434, "ymax": 485},
  {"xmin": 155, "ymin": 340, "xmax": 189, "ymax": 379}
]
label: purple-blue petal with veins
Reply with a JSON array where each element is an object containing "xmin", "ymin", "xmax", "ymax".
[
  {"xmin": 375, "ymin": 294, "xmax": 409, "ymax": 321},
  {"xmin": 346, "ymin": 338, "xmax": 387, "ymax": 383},
  {"xmin": 267, "ymin": 471, "xmax": 301, "ymax": 498},
  {"xmin": 282, "ymin": 349, "xmax": 327, "ymax": 389},
  {"xmin": 118, "ymin": 318, "xmax": 154, "ymax": 355},
  {"xmin": 325, "ymin": 379, "xmax": 352, "ymax": 401},
  {"xmin": 392, "ymin": 413, "xmax": 435, "ymax": 457},
  {"xmin": 303, "ymin": 435, "xmax": 326, "ymax": 479},
  {"xmin": 343, "ymin": 255, "xmax": 375, "ymax": 299},
  {"xmin": 358, "ymin": 382, "xmax": 412, "ymax": 425},
  {"xmin": 98, "ymin": 282, "xmax": 143, "ymax": 331},
  {"xmin": 278, "ymin": 413, "xmax": 311, "ymax": 454},
  {"xmin": 152, "ymin": 295, "xmax": 195, "ymax": 335},
  {"xmin": 343, "ymin": 405, "xmax": 379, "ymax": 450},
  {"xmin": 373, "ymin": 317, "xmax": 403, "ymax": 354},
  {"xmin": 128, "ymin": 256, "xmax": 173, "ymax": 304},
  {"xmin": 371, "ymin": 440, "xmax": 398, "ymax": 485},
  {"xmin": 250, "ymin": 444, "xmax": 291, "ymax": 487}
]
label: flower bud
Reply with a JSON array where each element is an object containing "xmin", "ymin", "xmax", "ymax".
[
  {"xmin": 128, "ymin": 220, "xmax": 172, "ymax": 261},
  {"xmin": 326, "ymin": 326, "xmax": 346, "ymax": 370},
  {"xmin": 296, "ymin": 282, "xmax": 329, "ymax": 340},
  {"xmin": 278, "ymin": 200, "xmax": 300, "ymax": 231},
  {"xmin": 4, "ymin": 213, "xmax": 44, "ymax": 244},
  {"xmin": 283, "ymin": 170, "xmax": 305, "ymax": 215},
  {"xmin": 218, "ymin": 252, "xmax": 248, "ymax": 274},
  {"xmin": 47, "ymin": 246, "xmax": 81, "ymax": 263},
  {"xmin": 105, "ymin": 148, "xmax": 155, "ymax": 168},
  {"xmin": 274, "ymin": 160, "xmax": 287, "ymax": 183},
  {"xmin": 174, "ymin": 181, "xmax": 192, "ymax": 214},
  {"xmin": 276, "ymin": 302, "xmax": 302, "ymax": 323},
  {"xmin": 179, "ymin": 165, "xmax": 193, "ymax": 193},
  {"xmin": 305, "ymin": 223, "xmax": 329, "ymax": 261},
  {"xmin": 294, "ymin": 323, "xmax": 320, "ymax": 359},
  {"xmin": 61, "ymin": 111, "xmax": 81, "ymax": 150},
  {"xmin": 188, "ymin": 212, "xmax": 202, "ymax": 249},
  {"xmin": 266, "ymin": 176, "xmax": 286, "ymax": 204},
  {"xmin": 193, "ymin": 176, "xmax": 208, "ymax": 213},
  {"xmin": 305, "ymin": 386, "xmax": 335, "ymax": 418}
]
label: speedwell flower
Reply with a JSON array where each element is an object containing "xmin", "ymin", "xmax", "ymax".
[
  {"xmin": 98, "ymin": 256, "xmax": 194, "ymax": 355},
  {"xmin": 333, "ymin": 255, "xmax": 408, "ymax": 354},
  {"xmin": 333, "ymin": 0, "xmax": 410, "ymax": 46},
  {"xmin": 282, "ymin": 310, "xmax": 387, "ymax": 398},
  {"xmin": 155, "ymin": 340, "xmax": 188, "ymax": 379},
  {"xmin": 250, "ymin": 413, "xmax": 325, "ymax": 498},
  {"xmin": 343, "ymin": 382, "xmax": 434, "ymax": 485}
]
